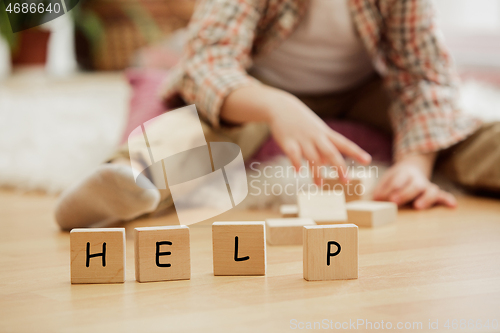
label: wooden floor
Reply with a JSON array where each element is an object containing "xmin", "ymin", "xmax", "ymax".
[{"xmin": 1, "ymin": 190, "xmax": 499, "ymax": 333}]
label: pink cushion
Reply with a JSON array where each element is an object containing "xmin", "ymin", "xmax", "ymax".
[
  {"xmin": 249, "ymin": 120, "xmax": 392, "ymax": 164},
  {"xmin": 120, "ymin": 69, "xmax": 170, "ymax": 144}
]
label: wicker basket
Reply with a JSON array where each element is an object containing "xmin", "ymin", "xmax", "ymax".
[{"xmin": 75, "ymin": 0, "xmax": 195, "ymax": 70}]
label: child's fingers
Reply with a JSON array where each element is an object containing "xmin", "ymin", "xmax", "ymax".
[
  {"xmin": 327, "ymin": 131, "xmax": 372, "ymax": 165},
  {"xmin": 315, "ymin": 136, "xmax": 348, "ymax": 182},
  {"xmin": 414, "ymin": 186, "xmax": 457, "ymax": 209},
  {"xmin": 436, "ymin": 190, "xmax": 458, "ymax": 208},
  {"xmin": 374, "ymin": 171, "xmax": 410, "ymax": 200},
  {"xmin": 372, "ymin": 171, "xmax": 393, "ymax": 200},
  {"xmin": 389, "ymin": 179, "xmax": 426, "ymax": 206},
  {"xmin": 311, "ymin": 166, "xmax": 323, "ymax": 186},
  {"xmin": 282, "ymin": 140, "xmax": 302, "ymax": 171},
  {"xmin": 413, "ymin": 184, "xmax": 440, "ymax": 210},
  {"xmin": 301, "ymin": 142, "xmax": 322, "ymax": 179}
]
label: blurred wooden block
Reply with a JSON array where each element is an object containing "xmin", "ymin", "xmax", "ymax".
[
  {"xmin": 212, "ymin": 222, "xmax": 266, "ymax": 276},
  {"xmin": 346, "ymin": 200, "xmax": 397, "ymax": 227},
  {"xmin": 265, "ymin": 218, "xmax": 315, "ymax": 245},
  {"xmin": 280, "ymin": 204, "xmax": 298, "ymax": 218},
  {"xmin": 323, "ymin": 177, "xmax": 363, "ymax": 202},
  {"xmin": 298, "ymin": 190, "xmax": 347, "ymax": 224},
  {"xmin": 134, "ymin": 226, "xmax": 190, "ymax": 283},
  {"xmin": 70, "ymin": 228, "xmax": 125, "ymax": 284},
  {"xmin": 303, "ymin": 224, "xmax": 358, "ymax": 281}
]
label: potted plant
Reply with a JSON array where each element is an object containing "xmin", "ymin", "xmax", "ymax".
[
  {"xmin": 0, "ymin": 1, "xmax": 15, "ymax": 78},
  {"xmin": 0, "ymin": 0, "xmax": 62, "ymax": 74}
]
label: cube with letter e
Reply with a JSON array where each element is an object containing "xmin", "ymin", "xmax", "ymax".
[{"xmin": 134, "ymin": 226, "xmax": 190, "ymax": 282}]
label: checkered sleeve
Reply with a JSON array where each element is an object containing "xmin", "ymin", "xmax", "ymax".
[
  {"xmin": 381, "ymin": 0, "xmax": 481, "ymax": 160},
  {"xmin": 163, "ymin": 0, "xmax": 262, "ymax": 127}
]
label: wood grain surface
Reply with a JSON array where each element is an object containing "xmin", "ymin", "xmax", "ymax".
[{"xmin": 1, "ymin": 190, "xmax": 499, "ymax": 332}]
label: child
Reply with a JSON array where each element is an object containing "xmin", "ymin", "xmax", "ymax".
[{"xmin": 55, "ymin": 0, "xmax": 499, "ymax": 230}]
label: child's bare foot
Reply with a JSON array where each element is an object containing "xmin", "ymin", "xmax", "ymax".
[{"xmin": 55, "ymin": 164, "xmax": 160, "ymax": 230}]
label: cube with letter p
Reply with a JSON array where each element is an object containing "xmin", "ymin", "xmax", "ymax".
[{"xmin": 303, "ymin": 224, "xmax": 358, "ymax": 281}]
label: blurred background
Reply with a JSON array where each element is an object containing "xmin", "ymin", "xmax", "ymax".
[{"xmin": 0, "ymin": 0, "xmax": 499, "ymax": 194}]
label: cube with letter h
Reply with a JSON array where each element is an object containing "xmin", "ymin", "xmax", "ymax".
[
  {"xmin": 70, "ymin": 228, "xmax": 126, "ymax": 284},
  {"xmin": 303, "ymin": 224, "xmax": 358, "ymax": 281},
  {"xmin": 212, "ymin": 222, "xmax": 266, "ymax": 276},
  {"xmin": 134, "ymin": 226, "xmax": 190, "ymax": 282}
]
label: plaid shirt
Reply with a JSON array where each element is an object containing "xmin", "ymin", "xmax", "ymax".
[{"xmin": 163, "ymin": 0, "xmax": 481, "ymax": 159}]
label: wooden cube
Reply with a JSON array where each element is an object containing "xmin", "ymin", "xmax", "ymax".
[
  {"xmin": 346, "ymin": 200, "xmax": 397, "ymax": 227},
  {"xmin": 280, "ymin": 204, "xmax": 299, "ymax": 218},
  {"xmin": 298, "ymin": 190, "xmax": 347, "ymax": 224},
  {"xmin": 134, "ymin": 226, "xmax": 190, "ymax": 282},
  {"xmin": 70, "ymin": 228, "xmax": 125, "ymax": 284},
  {"xmin": 303, "ymin": 224, "xmax": 358, "ymax": 281},
  {"xmin": 323, "ymin": 177, "xmax": 363, "ymax": 202},
  {"xmin": 212, "ymin": 222, "xmax": 266, "ymax": 276},
  {"xmin": 265, "ymin": 218, "xmax": 315, "ymax": 245}
]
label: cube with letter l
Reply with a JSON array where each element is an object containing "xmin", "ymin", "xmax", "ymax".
[{"xmin": 212, "ymin": 222, "xmax": 266, "ymax": 276}]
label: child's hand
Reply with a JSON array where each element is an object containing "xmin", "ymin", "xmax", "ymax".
[
  {"xmin": 267, "ymin": 89, "xmax": 372, "ymax": 182},
  {"xmin": 373, "ymin": 154, "xmax": 457, "ymax": 209},
  {"xmin": 220, "ymin": 85, "xmax": 372, "ymax": 183}
]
